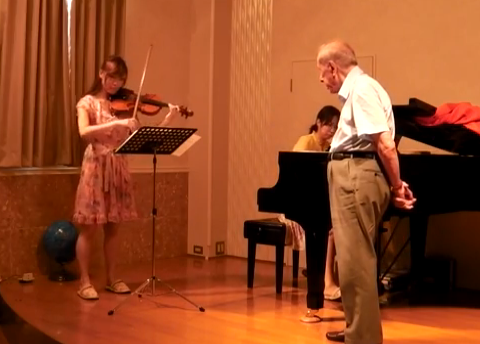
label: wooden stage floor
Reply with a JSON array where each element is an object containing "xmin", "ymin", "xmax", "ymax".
[{"xmin": 1, "ymin": 256, "xmax": 480, "ymax": 344}]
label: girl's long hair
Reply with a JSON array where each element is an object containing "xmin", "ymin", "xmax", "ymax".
[{"xmin": 85, "ymin": 55, "xmax": 128, "ymax": 96}]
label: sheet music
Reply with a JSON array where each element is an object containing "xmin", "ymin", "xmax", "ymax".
[{"xmin": 172, "ymin": 134, "xmax": 201, "ymax": 157}]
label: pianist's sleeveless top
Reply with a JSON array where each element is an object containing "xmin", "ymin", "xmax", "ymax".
[{"xmin": 293, "ymin": 133, "xmax": 330, "ymax": 152}]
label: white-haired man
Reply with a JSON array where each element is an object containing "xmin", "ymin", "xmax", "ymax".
[{"xmin": 316, "ymin": 40, "xmax": 416, "ymax": 344}]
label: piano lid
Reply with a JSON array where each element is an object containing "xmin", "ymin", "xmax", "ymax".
[
  {"xmin": 393, "ymin": 98, "xmax": 436, "ymax": 118},
  {"xmin": 397, "ymin": 137, "xmax": 455, "ymax": 155},
  {"xmin": 393, "ymin": 98, "xmax": 480, "ymax": 156}
]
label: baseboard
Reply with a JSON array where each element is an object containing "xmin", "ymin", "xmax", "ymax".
[{"xmin": 129, "ymin": 166, "xmax": 189, "ymax": 173}]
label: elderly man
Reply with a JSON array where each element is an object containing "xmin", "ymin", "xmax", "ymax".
[{"xmin": 316, "ymin": 41, "xmax": 416, "ymax": 343}]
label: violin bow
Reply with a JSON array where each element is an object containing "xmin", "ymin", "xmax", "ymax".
[{"xmin": 131, "ymin": 44, "xmax": 153, "ymax": 121}]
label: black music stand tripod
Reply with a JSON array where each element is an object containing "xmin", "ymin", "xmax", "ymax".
[{"xmin": 107, "ymin": 126, "xmax": 205, "ymax": 315}]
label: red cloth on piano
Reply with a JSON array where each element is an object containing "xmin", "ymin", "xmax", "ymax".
[{"xmin": 415, "ymin": 102, "xmax": 480, "ymax": 136}]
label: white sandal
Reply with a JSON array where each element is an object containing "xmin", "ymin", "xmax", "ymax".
[
  {"xmin": 105, "ymin": 279, "xmax": 131, "ymax": 294},
  {"xmin": 324, "ymin": 287, "xmax": 341, "ymax": 301},
  {"xmin": 77, "ymin": 284, "xmax": 99, "ymax": 300}
]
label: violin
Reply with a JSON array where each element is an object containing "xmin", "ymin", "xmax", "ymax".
[
  {"xmin": 111, "ymin": 44, "xmax": 194, "ymax": 121},
  {"xmin": 109, "ymin": 87, "xmax": 194, "ymax": 119}
]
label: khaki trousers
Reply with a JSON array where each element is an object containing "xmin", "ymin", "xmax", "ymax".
[{"xmin": 327, "ymin": 157, "xmax": 390, "ymax": 344}]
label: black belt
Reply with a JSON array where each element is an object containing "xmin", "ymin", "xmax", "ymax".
[{"xmin": 328, "ymin": 151, "xmax": 377, "ymax": 161}]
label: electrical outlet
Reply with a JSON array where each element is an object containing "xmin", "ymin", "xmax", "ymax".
[
  {"xmin": 215, "ymin": 241, "xmax": 225, "ymax": 255},
  {"xmin": 193, "ymin": 245, "xmax": 203, "ymax": 255}
]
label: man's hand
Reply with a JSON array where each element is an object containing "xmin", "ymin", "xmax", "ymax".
[
  {"xmin": 391, "ymin": 181, "xmax": 416, "ymax": 210},
  {"xmin": 371, "ymin": 132, "xmax": 416, "ymax": 210}
]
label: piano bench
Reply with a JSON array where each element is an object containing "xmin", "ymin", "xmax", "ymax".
[{"xmin": 243, "ymin": 218, "xmax": 300, "ymax": 294}]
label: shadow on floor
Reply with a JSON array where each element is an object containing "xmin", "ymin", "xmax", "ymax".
[{"xmin": 0, "ymin": 294, "xmax": 59, "ymax": 344}]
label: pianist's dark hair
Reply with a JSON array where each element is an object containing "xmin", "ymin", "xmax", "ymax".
[{"xmin": 309, "ymin": 105, "xmax": 340, "ymax": 133}]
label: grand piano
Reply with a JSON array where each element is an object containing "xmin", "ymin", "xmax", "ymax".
[{"xmin": 257, "ymin": 97, "xmax": 480, "ymax": 311}]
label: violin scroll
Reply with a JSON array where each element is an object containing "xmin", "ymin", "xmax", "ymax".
[{"xmin": 176, "ymin": 105, "xmax": 194, "ymax": 119}]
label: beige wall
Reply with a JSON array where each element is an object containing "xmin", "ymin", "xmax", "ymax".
[
  {"xmin": 226, "ymin": 0, "xmax": 480, "ymax": 290},
  {"xmin": 124, "ymin": 0, "xmax": 192, "ymax": 172},
  {"xmin": 125, "ymin": 0, "xmax": 231, "ymax": 258},
  {"xmin": 210, "ymin": 0, "xmax": 232, "ymax": 256},
  {"xmin": 185, "ymin": 0, "xmax": 232, "ymax": 257}
]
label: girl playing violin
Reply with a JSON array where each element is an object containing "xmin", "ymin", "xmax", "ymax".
[{"xmin": 73, "ymin": 55, "xmax": 180, "ymax": 300}]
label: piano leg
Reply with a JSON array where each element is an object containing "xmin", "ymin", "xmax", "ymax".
[
  {"xmin": 292, "ymin": 249, "xmax": 299, "ymax": 283},
  {"xmin": 247, "ymin": 239, "xmax": 256, "ymax": 289},
  {"xmin": 275, "ymin": 244, "xmax": 285, "ymax": 294},
  {"xmin": 304, "ymin": 227, "xmax": 328, "ymax": 311},
  {"xmin": 409, "ymin": 214, "xmax": 429, "ymax": 286}
]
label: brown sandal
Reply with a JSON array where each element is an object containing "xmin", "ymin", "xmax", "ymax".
[{"xmin": 77, "ymin": 284, "xmax": 99, "ymax": 300}]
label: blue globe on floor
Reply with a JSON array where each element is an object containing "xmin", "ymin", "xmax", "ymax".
[{"xmin": 42, "ymin": 220, "xmax": 79, "ymax": 282}]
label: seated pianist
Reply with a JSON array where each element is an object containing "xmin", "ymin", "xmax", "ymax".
[{"xmin": 276, "ymin": 105, "xmax": 342, "ymax": 322}]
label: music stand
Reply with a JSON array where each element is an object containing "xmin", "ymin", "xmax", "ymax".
[{"xmin": 107, "ymin": 126, "xmax": 204, "ymax": 315}]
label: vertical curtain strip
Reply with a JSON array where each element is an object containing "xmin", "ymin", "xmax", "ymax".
[{"xmin": 0, "ymin": 0, "xmax": 125, "ymax": 168}]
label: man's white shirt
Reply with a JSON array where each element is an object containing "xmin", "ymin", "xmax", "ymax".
[{"xmin": 329, "ymin": 66, "xmax": 395, "ymax": 153}]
